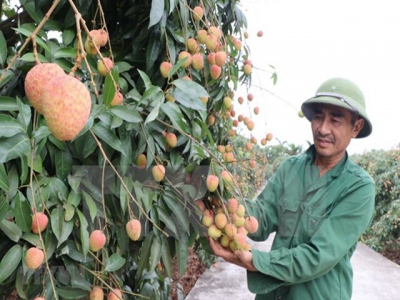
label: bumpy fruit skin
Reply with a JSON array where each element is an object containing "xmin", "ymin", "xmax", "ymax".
[
  {"xmin": 233, "ymin": 233, "xmax": 247, "ymax": 250},
  {"xmin": 224, "ymin": 223, "xmax": 238, "ymax": 238},
  {"xmin": 187, "ymin": 38, "xmax": 199, "ymax": 54},
  {"xmin": 215, "ymin": 212, "xmax": 228, "ymax": 229},
  {"xmin": 24, "ymin": 63, "xmax": 65, "ymax": 114},
  {"xmin": 244, "ymin": 216, "xmax": 259, "ymax": 234},
  {"xmin": 178, "ymin": 51, "xmax": 192, "ymax": 68},
  {"xmin": 107, "ymin": 288, "xmax": 122, "ymax": 300},
  {"xmin": 215, "ymin": 51, "xmax": 227, "ymax": 67},
  {"xmin": 84, "ymin": 39, "xmax": 98, "ymax": 55},
  {"xmin": 191, "ymin": 53, "xmax": 204, "ymax": 70},
  {"xmin": 89, "ymin": 230, "xmax": 106, "ymax": 252},
  {"xmin": 192, "ymin": 6, "xmax": 204, "ymax": 21},
  {"xmin": 136, "ymin": 153, "xmax": 147, "ymax": 169},
  {"xmin": 196, "ymin": 29, "xmax": 208, "ymax": 44},
  {"xmin": 34, "ymin": 298, "xmax": 46, "ymax": 300},
  {"xmin": 126, "ymin": 219, "xmax": 141, "ymax": 241},
  {"xmin": 41, "ymin": 75, "xmax": 91, "ymax": 141},
  {"xmin": 110, "ymin": 91, "xmax": 123, "ymax": 106},
  {"xmin": 206, "ymin": 174, "xmax": 219, "ymax": 192},
  {"xmin": 26, "ymin": 247, "xmax": 44, "ymax": 270},
  {"xmin": 31, "ymin": 212, "xmax": 49, "ymax": 234},
  {"xmin": 227, "ymin": 198, "xmax": 239, "ymax": 214},
  {"xmin": 152, "ymin": 164, "xmax": 166, "ymax": 182},
  {"xmin": 98, "ymin": 29, "xmax": 109, "ymax": 47},
  {"xmin": 210, "ymin": 65, "xmax": 221, "ymax": 80},
  {"xmin": 165, "ymin": 132, "xmax": 178, "ymax": 148},
  {"xmin": 89, "ymin": 286, "xmax": 104, "ymax": 300},
  {"xmin": 160, "ymin": 61, "xmax": 172, "ymax": 78},
  {"xmin": 97, "ymin": 57, "xmax": 114, "ymax": 76},
  {"xmin": 243, "ymin": 64, "xmax": 252, "ymax": 75},
  {"xmin": 208, "ymin": 224, "xmax": 222, "ymax": 239}
]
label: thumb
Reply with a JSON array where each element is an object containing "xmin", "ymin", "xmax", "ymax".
[{"xmin": 234, "ymin": 250, "xmax": 253, "ymax": 264}]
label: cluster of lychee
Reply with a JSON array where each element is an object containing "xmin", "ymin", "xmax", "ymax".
[
  {"xmin": 199, "ymin": 174, "xmax": 259, "ymax": 253},
  {"xmin": 159, "ymin": 5, "xmax": 248, "ymax": 87},
  {"xmin": 24, "ymin": 62, "xmax": 92, "ymax": 141},
  {"xmin": 25, "ymin": 212, "xmax": 48, "ymax": 270}
]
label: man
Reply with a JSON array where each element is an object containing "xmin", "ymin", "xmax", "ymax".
[{"xmin": 209, "ymin": 77, "xmax": 375, "ymax": 299}]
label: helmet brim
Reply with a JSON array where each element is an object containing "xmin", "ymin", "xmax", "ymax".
[{"xmin": 301, "ymin": 95, "xmax": 372, "ymax": 138}]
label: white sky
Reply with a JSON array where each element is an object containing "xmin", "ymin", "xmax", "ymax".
[{"xmin": 237, "ymin": 0, "xmax": 400, "ymax": 154}]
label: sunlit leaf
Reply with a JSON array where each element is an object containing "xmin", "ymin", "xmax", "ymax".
[
  {"xmin": 105, "ymin": 253, "xmax": 126, "ymax": 272},
  {"xmin": 149, "ymin": 0, "xmax": 165, "ymax": 28}
]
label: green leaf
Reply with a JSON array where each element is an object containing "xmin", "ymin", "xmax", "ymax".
[
  {"xmin": 21, "ymin": 1, "xmax": 43, "ymax": 24},
  {"xmin": 144, "ymin": 98, "xmax": 162, "ymax": 125},
  {"xmin": 172, "ymin": 79, "xmax": 208, "ymax": 111},
  {"xmin": 146, "ymin": 28, "xmax": 161, "ymax": 71},
  {"xmin": 103, "ymin": 69, "xmax": 119, "ymax": 106},
  {"xmin": 57, "ymin": 287, "xmax": 89, "ymax": 299},
  {"xmin": 0, "ymin": 97, "xmax": 18, "ymax": 111},
  {"xmin": 92, "ymin": 123, "xmax": 125, "ymax": 154},
  {"xmin": 176, "ymin": 235, "xmax": 189, "ymax": 276},
  {"xmin": 0, "ymin": 219, "xmax": 23, "ymax": 242},
  {"xmin": 54, "ymin": 47, "xmax": 77, "ymax": 58},
  {"xmin": 0, "ymin": 196, "xmax": 9, "ymax": 222},
  {"xmin": 82, "ymin": 191, "xmax": 97, "ymax": 223},
  {"xmin": 149, "ymin": 235, "xmax": 162, "ymax": 271},
  {"xmin": 161, "ymin": 102, "xmax": 189, "ymax": 132},
  {"xmin": 55, "ymin": 147, "xmax": 72, "ymax": 181},
  {"xmin": 13, "ymin": 27, "xmax": 50, "ymax": 53},
  {"xmin": 105, "ymin": 253, "xmax": 126, "ymax": 272},
  {"xmin": 0, "ymin": 133, "xmax": 30, "ymax": 163},
  {"xmin": 149, "ymin": 0, "xmax": 165, "ymax": 28},
  {"xmin": 51, "ymin": 206, "xmax": 74, "ymax": 247},
  {"xmin": 17, "ymin": 98, "xmax": 31, "ymax": 132},
  {"xmin": 161, "ymin": 236, "xmax": 173, "ymax": 277},
  {"xmin": 137, "ymin": 232, "xmax": 154, "ymax": 278},
  {"xmin": 19, "ymin": 52, "xmax": 49, "ymax": 62},
  {"xmin": 110, "ymin": 105, "xmax": 142, "ymax": 123},
  {"xmin": 0, "ymin": 244, "xmax": 22, "ymax": 284},
  {"xmin": 62, "ymin": 29, "xmax": 75, "ymax": 46},
  {"xmin": 137, "ymin": 69, "xmax": 152, "ymax": 90},
  {"xmin": 14, "ymin": 192, "xmax": 32, "ymax": 233},
  {"xmin": 156, "ymin": 206, "xmax": 178, "ymax": 237},
  {"xmin": 164, "ymin": 193, "xmax": 190, "ymax": 234},
  {"xmin": 0, "ymin": 114, "xmax": 26, "ymax": 138},
  {"xmin": 0, "ymin": 31, "xmax": 7, "ymax": 66},
  {"xmin": 114, "ymin": 61, "xmax": 133, "ymax": 73},
  {"xmin": 76, "ymin": 210, "xmax": 89, "ymax": 258},
  {"xmin": 0, "ymin": 163, "xmax": 8, "ymax": 192}
]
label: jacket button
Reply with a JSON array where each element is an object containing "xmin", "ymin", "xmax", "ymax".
[
  {"xmin": 277, "ymin": 296, "xmax": 282, "ymax": 300},
  {"xmin": 311, "ymin": 219, "xmax": 317, "ymax": 225}
]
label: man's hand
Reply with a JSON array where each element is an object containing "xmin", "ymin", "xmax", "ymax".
[{"xmin": 208, "ymin": 237, "xmax": 258, "ymax": 271}]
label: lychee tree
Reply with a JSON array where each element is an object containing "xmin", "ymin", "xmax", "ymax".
[{"xmin": 0, "ymin": 0, "xmax": 273, "ymax": 298}]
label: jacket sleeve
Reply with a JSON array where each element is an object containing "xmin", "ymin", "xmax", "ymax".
[{"xmin": 250, "ymin": 178, "xmax": 375, "ymax": 286}]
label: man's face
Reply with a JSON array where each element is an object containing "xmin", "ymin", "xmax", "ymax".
[{"xmin": 311, "ymin": 104, "xmax": 364, "ymax": 161}]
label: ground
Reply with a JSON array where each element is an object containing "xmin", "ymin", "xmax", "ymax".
[{"xmin": 170, "ymin": 246, "xmax": 206, "ymax": 300}]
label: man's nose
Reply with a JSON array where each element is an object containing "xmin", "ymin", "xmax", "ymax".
[{"xmin": 318, "ymin": 118, "xmax": 331, "ymax": 135}]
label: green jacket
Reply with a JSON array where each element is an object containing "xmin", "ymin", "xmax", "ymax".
[{"xmin": 247, "ymin": 146, "xmax": 375, "ymax": 300}]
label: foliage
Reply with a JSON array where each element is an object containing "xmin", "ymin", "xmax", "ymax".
[
  {"xmin": 0, "ymin": 0, "xmax": 269, "ymax": 299},
  {"xmin": 352, "ymin": 149, "xmax": 400, "ymax": 252}
]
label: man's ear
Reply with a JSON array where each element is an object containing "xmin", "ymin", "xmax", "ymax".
[{"xmin": 352, "ymin": 118, "xmax": 365, "ymax": 138}]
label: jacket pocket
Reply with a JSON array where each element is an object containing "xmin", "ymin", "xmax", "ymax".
[
  {"xmin": 278, "ymin": 199, "xmax": 301, "ymax": 237},
  {"xmin": 307, "ymin": 206, "xmax": 328, "ymax": 237}
]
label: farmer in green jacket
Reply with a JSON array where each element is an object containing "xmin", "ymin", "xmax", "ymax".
[{"xmin": 209, "ymin": 77, "xmax": 375, "ymax": 300}]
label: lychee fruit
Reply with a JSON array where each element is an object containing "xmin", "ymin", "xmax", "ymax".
[
  {"xmin": 41, "ymin": 74, "xmax": 91, "ymax": 141},
  {"xmin": 89, "ymin": 230, "xmax": 106, "ymax": 252},
  {"xmin": 214, "ymin": 51, "xmax": 227, "ymax": 67},
  {"xmin": 206, "ymin": 174, "xmax": 219, "ymax": 192},
  {"xmin": 107, "ymin": 288, "xmax": 122, "ymax": 300},
  {"xmin": 192, "ymin": 6, "xmax": 204, "ymax": 21},
  {"xmin": 207, "ymin": 115, "xmax": 215, "ymax": 126},
  {"xmin": 205, "ymin": 34, "xmax": 218, "ymax": 51},
  {"xmin": 223, "ymin": 96, "xmax": 232, "ymax": 109},
  {"xmin": 126, "ymin": 219, "xmax": 141, "ymax": 241},
  {"xmin": 244, "ymin": 216, "xmax": 259, "ymax": 234},
  {"xmin": 25, "ymin": 247, "xmax": 44, "ymax": 270},
  {"xmin": 191, "ymin": 53, "xmax": 204, "ymax": 70},
  {"xmin": 110, "ymin": 91, "xmax": 123, "ymax": 106},
  {"xmin": 221, "ymin": 170, "xmax": 233, "ymax": 184},
  {"xmin": 214, "ymin": 212, "xmax": 228, "ymax": 230},
  {"xmin": 165, "ymin": 132, "xmax": 178, "ymax": 148},
  {"xmin": 97, "ymin": 57, "xmax": 114, "ymax": 76},
  {"xmin": 24, "ymin": 63, "xmax": 65, "ymax": 114},
  {"xmin": 160, "ymin": 61, "xmax": 172, "ymax": 78},
  {"xmin": 233, "ymin": 233, "xmax": 247, "ymax": 250},
  {"xmin": 224, "ymin": 223, "xmax": 238, "ymax": 238},
  {"xmin": 236, "ymin": 204, "xmax": 245, "ymax": 217},
  {"xmin": 98, "ymin": 29, "xmax": 109, "ymax": 47},
  {"xmin": 243, "ymin": 64, "xmax": 252, "ymax": 75},
  {"xmin": 257, "ymin": 30, "xmax": 264, "ymax": 37},
  {"xmin": 208, "ymin": 26, "xmax": 222, "ymax": 40},
  {"xmin": 220, "ymin": 235, "xmax": 231, "ymax": 248},
  {"xmin": 178, "ymin": 51, "xmax": 192, "ymax": 68},
  {"xmin": 187, "ymin": 38, "xmax": 199, "ymax": 54},
  {"xmin": 202, "ymin": 209, "xmax": 214, "ymax": 227},
  {"xmin": 152, "ymin": 164, "xmax": 166, "ymax": 182},
  {"xmin": 31, "ymin": 212, "xmax": 49, "ymax": 234},
  {"xmin": 208, "ymin": 224, "xmax": 222, "ymax": 239},
  {"xmin": 196, "ymin": 29, "xmax": 208, "ymax": 44},
  {"xmin": 227, "ymin": 198, "xmax": 239, "ymax": 214},
  {"xmin": 136, "ymin": 153, "xmax": 147, "ymax": 169},
  {"xmin": 266, "ymin": 132, "xmax": 273, "ymax": 141},
  {"xmin": 89, "ymin": 286, "xmax": 104, "ymax": 300},
  {"xmin": 210, "ymin": 65, "xmax": 221, "ymax": 80}
]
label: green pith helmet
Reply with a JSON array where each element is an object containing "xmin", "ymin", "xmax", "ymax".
[{"xmin": 301, "ymin": 77, "xmax": 372, "ymax": 138}]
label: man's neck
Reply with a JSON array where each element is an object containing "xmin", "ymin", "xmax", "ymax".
[{"xmin": 314, "ymin": 152, "xmax": 345, "ymax": 177}]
